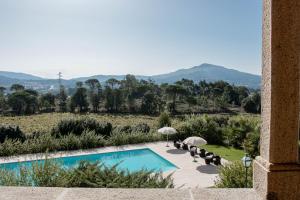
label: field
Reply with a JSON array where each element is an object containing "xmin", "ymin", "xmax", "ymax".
[{"xmin": 0, "ymin": 113, "xmax": 161, "ymax": 134}]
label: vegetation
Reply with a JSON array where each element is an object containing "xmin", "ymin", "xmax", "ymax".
[
  {"xmin": 0, "ymin": 114, "xmax": 260, "ymax": 158},
  {"xmin": 0, "ymin": 130, "xmax": 163, "ymax": 157},
  {"xmin": 215, "ymin": 161, "xmax": 253, "ymax": 188},
  {"xmin": 158, "ymin": 112, "xmax": 171, "ymax": 128},
  {"xmin": 51, "ymin": 118, "xmax": 112, "ymax": 138},
  {"xmin": 0, "ymin": 125, "xmax": 25, "ymax": 143},
  {"xmin": 0, "ymin": 77, "xmax": 260, "ymax": 115},
  {"xmin": 0, "ymin": 159, "xmax": 174, "ymax": 188}
]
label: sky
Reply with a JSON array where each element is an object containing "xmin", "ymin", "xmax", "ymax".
[{"xmin": 0, "ymin": 0, "xmax": 262, "ymax": 79}]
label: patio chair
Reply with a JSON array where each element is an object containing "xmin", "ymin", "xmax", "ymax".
[
  {"xmin": 205, "ymin": 154, "xmax": 214, "ymax": 164},
  {"xmin": 182, "ymin": 143, "xmax": 189, "ymax": 150},
  {"xmin": 173, "ymin": 140, "xmax": 181, "ymax": 149},
  {"xmin": 205, "ymin": 152, "xmax": 214, "ymax": 157},
  {"xmin": 204, "ymin": 152, "xmax": 214, "ymax": 164},
  {"xmin": 213, "ymin": 155, "xmax": 221, "ymax": 165},
  {"xmin": 199, "ymin": 149, "xmax": 206, "ymax": 158},
  {"xmin": 190, "ymin": 146, "xmax": 197, "ymax": 156}
]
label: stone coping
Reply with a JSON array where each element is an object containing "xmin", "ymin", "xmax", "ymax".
[{"xmin": 0, "ymin": 187, "xmax": 261, "ymax": 200}]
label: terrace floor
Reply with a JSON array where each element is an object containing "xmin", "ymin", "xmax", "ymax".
[{"xmin": 0, "ymin": 142, "xmax": 225, "ymax": 188}]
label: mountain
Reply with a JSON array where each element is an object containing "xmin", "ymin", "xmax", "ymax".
[
  {"xmin": 0, "ymin": 63, "xmax": 261, "ymax": 91},
  {"xmin": 0, "ymin": 71, "xmax": 44, "ymax": 81},
  {"xmin": 72, "ymin": 64, "xmax": 261, "ymax": 88},
  {"xmin": 151, "ymin": 63, "xmax": 260, "ymax": 88}
]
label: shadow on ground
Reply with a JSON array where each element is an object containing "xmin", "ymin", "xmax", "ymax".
[
  {"xmin": 196, "ymin": 164, "xmax": 218, "ymax": 174},
  {"xmin": 166, "ymin": 149, "xmax": 188, "ymax": 155}
]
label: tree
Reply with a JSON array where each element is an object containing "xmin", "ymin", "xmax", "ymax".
[
  {"xmin": 57, "ymin": 85, "xmax": 67, "ymax": 112},
  {"xmin": 39, "ymin": 93, "xmax": 56, "ymax": 112},
  {"xmin": 165, "ymin": 85, "xmax": 187, "ymax": 114},
  {"xmin": 8, "ymin": 90, "xmax": 38, "ymax": 115},
  {"xmin": 0, "ymin": 86, "xmax": 6, "ymax": 95},
  {"xmin": 104, "ymin": 79, "xmax": 122, "ymax": 112},
  {"xmin": 158, "ymin": 112, "xmax": 171, "ymax": 128},
  {"xmin": 85, "ymin": 79, "xmax": 101, "ymax": 112},
  {"xmin": 141, "ymin": 91, "xmax": 159, "ymax": 115},
  {"xmin": 71, "ymin": 82, "xmax": 89, "ymax": 113},
  {"xmin": 10, "ymin": 84, "xmax": 25, "ymax": 92},
  {"xmin": 235, "ymin": 86, "xmax": 249, "ymax": 105},
  {"xmin": 0, "ymin": 86, "xmax": 6, "ymax": 113},
  {"xmin": 242, "ymin": 92, "xmax": 261, "ymax": 114},
  {"xmin": 121, "ymin": 75, "xmax": 138, "ymax": 112}
]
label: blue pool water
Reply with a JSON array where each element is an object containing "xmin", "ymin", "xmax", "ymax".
[{"xmin": 0, "ymin": 148, "xmax": 177, "ymax": 173}]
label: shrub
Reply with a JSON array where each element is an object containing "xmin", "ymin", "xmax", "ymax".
[
  {"xmin": 243, "ymin": 129, "xmax": 260, "ymax": 158},
  {"xmin": 215, "ymin": 161, "xmax": 253, "ymax": 188},
  {"xmin": 223, "ymin": 116, "xmax": 259, "ymax": 148},
  {"xmin": 108, "ymin": 131, "xmax": 162, "ymax": 146},
  {"xmin": 241, "ymin": 93, "xmax": 261, "ymax": 114},
  {"xmin": 30, "ymin": 158, "xmax": 68, "ymax": 187},
  {"xmin": 79, "ymin": 131, "xmax": 106, "ymax": 149},
  {"xmin": 67, "ymin": 161, "xmax": 173, "ymax": 188},
  {"xmin": 114, "ymin": 125, "xmax": 132, "ymax": 133},
  {"xmin": 0, "ymin": 130, "xmax": 162, "ymax": 157},
  {"xmin": 0, "ymin": 139, "xmax": 24, "ymax": 156},
  {"xmin": 51, "ymin": 118, "xmax": 112, "ymax": 137},
  {"xmin": 132, "ymin": 123, "xmax": 150, "ymax": 133},
  {"xmin": 176, "ymin": 115, "xmax": 225, "ymax": 144},
  {"xmin": 0, "ymin": 132, "xmax": 106, "ymax": 157},
  {"xmin": 0, "ymin": 126, "xmax": 25, "ymax": 143},
  {"xmin": 158, "ymin": 112, "xmax": 171, "ymax": 128}
]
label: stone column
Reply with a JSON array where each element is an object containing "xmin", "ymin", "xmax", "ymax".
[{"xmin": 253, "ymin": 0, "xmax": 300, "ymax": 199}]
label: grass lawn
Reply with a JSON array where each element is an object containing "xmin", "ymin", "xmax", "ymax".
[{"xmin": 202, "ymin": 144, "xmax": 245, "ymax": 161}]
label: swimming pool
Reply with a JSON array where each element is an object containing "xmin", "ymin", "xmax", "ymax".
[{"xmin": 0, "ymin": 148, "xmax": 177, "ymax": 173}]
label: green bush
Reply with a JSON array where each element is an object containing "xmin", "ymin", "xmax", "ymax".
[
  {"xmin": 113, "ymin": 123, "xmax": 150, "ymax": 134},
  {"xmin": 132, "ymin": 123, "xmax": 150, "ymax": 133},
  {"xmin": 108, "ymin": 131, "xmax": 162, "ymax": 146},
  {"xmin": 243, "ymin": 129, "xmax": 260, "ymax": 158},
  {"xmin": 0, "ymin": 126, "xmax": 25, "ymax": 143},
  {"xmin": 0, "ymin": 130, "xmax": 162, "ymax": 157},
  {"xmin": 158, "ymin": 112, "xmax": 171, "ymax": 128},
  {"xmin": 223, "ymin": 116, "xmax": 259, "ymax": 149},
  {"xmin": 215, "ymin": 161, "xmax": 253, "ymax": 188},
  {"xmin": 114, "ymin": 125, "xmax": 132, "ymax": 133},
  {"xmin": 51, "ymin": 118, "xmax": 112, "ymax": 137},
  {"xmin": 0, "ymin": 160, "xmax": 174, "ymax": 188},
  {"xmin": 0, "ymin": 132, "xmax": 106, "ymax": 157},
  {"xmin": 176, "ymin": 115, "xmax": 225, "ymax": 144},
  {"xmin": 67, "ymin": 161, "xmax": 173, "ymax": 188}
]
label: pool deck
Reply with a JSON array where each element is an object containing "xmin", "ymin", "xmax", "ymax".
[{"xmin": 0, "ymin": 142, "xmax": 225, "ymax": 188}]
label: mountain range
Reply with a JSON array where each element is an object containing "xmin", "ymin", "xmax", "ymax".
[{"xmin": 0, "ymin": 63, "xmax": 261, "ymax": 91}]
